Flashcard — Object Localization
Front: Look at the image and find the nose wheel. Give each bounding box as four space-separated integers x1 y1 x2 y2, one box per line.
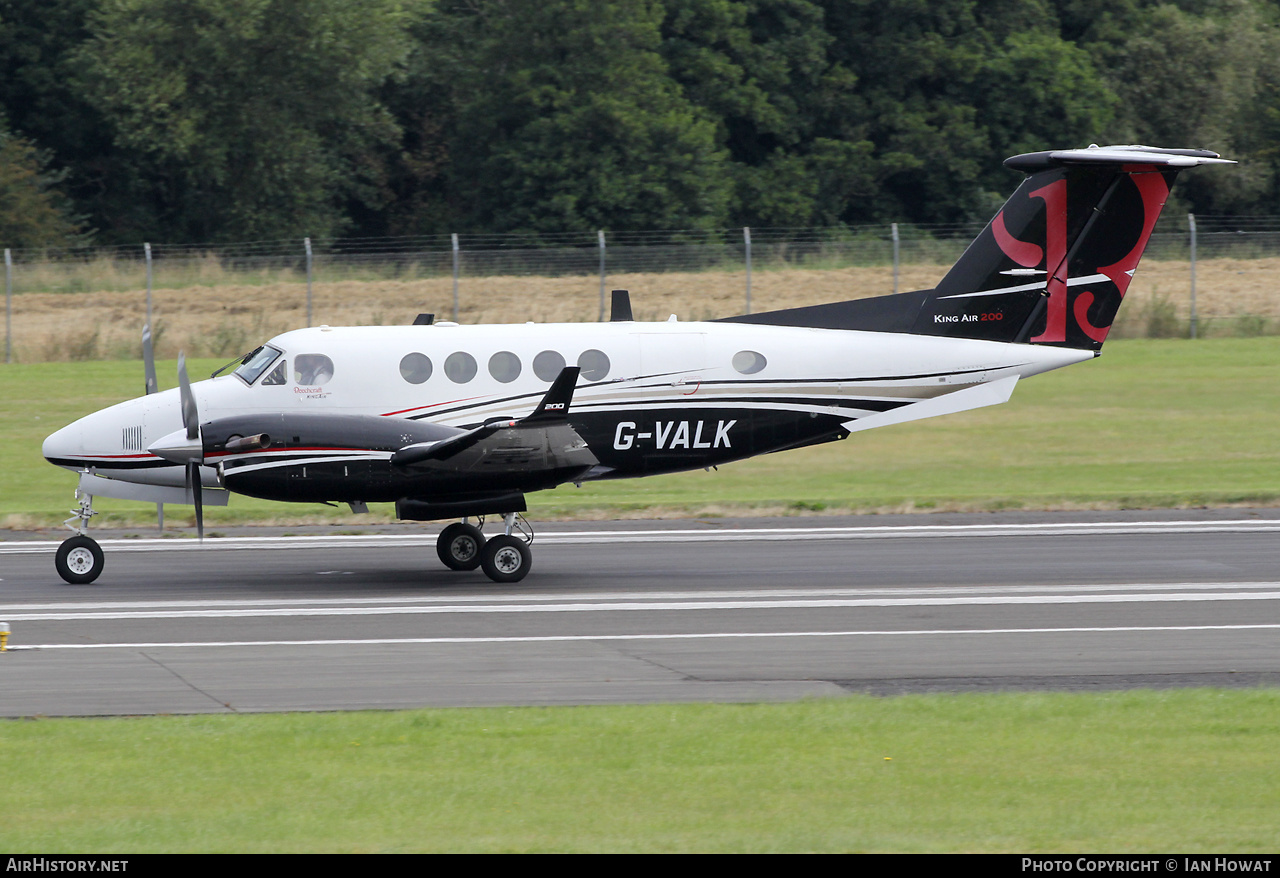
436 513 533 583
56 535 105 584
57 480 104 584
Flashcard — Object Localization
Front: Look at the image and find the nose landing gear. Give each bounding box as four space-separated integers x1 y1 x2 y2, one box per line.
56 478 104 584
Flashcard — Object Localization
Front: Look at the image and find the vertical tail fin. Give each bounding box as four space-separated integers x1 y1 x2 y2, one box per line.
722 145 1232 350
927 145 1231 349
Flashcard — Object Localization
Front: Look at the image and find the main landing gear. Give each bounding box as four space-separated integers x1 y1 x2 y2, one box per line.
435 513 533 583
56 479 105 584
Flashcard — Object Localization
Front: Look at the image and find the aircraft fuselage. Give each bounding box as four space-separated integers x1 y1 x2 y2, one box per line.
43 319 1090 503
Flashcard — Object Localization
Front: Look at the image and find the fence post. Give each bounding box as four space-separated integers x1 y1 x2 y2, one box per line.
304 237 313 328
451 233 460 323
598 230 606 322
891 223 900 295
4 248 11 364
1187 213 1197 340
144 242 152 329
743 227 752 315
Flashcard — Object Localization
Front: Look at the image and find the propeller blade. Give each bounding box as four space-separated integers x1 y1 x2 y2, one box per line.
179 353 203 541
142 324 158 395
178 352 199 441
187 461 203 542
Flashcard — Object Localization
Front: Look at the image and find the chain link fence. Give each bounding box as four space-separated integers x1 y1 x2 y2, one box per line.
6 216 1280 363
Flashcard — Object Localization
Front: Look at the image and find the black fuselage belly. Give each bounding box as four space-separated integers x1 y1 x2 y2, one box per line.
221 407 849 502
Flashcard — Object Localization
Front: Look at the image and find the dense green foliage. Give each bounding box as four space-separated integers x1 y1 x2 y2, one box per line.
0 129 85 247
0 0 1277 244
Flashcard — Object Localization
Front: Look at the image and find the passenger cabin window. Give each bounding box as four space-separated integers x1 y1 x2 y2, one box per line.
233 345 282 385
732 350 767 374
445 352 477 383
533 350 566 382
578 349 610 381
295 354 334 385
261 360 288 385
400 352 433 384
488 351 521 383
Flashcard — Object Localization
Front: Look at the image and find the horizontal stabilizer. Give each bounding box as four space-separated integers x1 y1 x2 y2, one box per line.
841 376 1019 434
1004 145 1234 172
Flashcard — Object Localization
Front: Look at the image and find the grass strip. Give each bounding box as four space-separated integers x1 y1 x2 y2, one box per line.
2 691 1278 852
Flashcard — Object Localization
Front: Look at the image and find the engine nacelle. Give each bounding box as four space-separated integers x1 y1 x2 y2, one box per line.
204 413 463 503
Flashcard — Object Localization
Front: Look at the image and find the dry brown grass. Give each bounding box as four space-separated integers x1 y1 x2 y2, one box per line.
8 258 1278 362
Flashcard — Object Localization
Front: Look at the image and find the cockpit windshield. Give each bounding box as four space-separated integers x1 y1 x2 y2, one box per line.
232 345 283 385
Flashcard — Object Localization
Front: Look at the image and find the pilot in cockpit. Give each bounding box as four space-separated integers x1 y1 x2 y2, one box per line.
295 354 334 385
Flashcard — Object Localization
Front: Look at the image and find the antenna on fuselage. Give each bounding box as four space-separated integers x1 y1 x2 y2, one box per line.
610 290 632 322
413 313 435 325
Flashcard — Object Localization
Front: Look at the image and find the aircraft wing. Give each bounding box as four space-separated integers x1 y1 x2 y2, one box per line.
390 366 598 475
390 422 507 467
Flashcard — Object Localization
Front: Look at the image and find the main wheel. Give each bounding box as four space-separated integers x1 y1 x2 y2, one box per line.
436 522 485 571
55 535 105 584
480 535 532 583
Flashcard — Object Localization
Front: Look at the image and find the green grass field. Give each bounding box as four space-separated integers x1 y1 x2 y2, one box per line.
3 692 1279 852
4 337 1278 529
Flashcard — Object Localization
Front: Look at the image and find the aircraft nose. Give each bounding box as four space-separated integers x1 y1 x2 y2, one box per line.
43 420 85 466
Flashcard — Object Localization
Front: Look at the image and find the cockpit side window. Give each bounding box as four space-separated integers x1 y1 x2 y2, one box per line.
295 354 335 385
260 359 288 386
233 345 283 385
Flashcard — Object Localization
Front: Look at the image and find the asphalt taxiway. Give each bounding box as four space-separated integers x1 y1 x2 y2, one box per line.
1 510 1278 716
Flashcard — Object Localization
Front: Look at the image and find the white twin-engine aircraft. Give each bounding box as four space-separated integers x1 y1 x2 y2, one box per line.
42 145 1231 584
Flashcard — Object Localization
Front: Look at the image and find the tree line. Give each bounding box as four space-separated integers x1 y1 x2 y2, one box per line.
0 0 1275 248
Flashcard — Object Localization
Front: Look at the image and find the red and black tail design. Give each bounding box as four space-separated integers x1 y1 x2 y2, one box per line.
723 145 1232 350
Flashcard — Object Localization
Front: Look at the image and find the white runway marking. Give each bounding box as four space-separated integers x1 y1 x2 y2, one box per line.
2 579 1274 613
3 582 1280 621
2 519 1279 554
10 623 1280 651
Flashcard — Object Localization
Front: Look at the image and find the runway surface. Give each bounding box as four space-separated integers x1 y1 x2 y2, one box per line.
2 510 1278 716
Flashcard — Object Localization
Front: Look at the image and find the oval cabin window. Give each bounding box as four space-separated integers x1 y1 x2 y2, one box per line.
399 352 433 384
732 350 767 374
577 349 610 381
444 352 478 383
533 350 566 381
488 351 521 383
